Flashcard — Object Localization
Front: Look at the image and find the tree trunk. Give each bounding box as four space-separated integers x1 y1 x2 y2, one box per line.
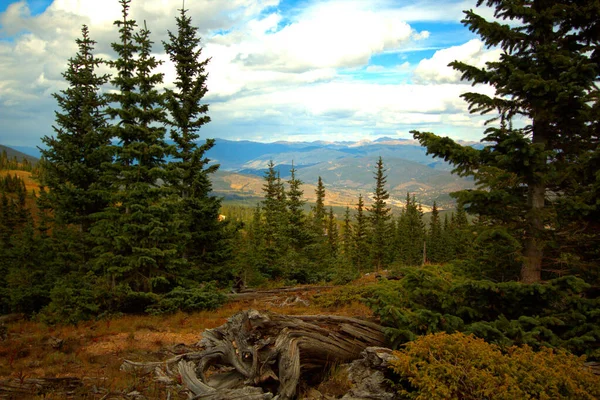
522 120 548 283
522 180 545 283
122 309 386 400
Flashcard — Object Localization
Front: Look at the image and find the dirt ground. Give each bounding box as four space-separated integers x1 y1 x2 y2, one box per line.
0 284 375 399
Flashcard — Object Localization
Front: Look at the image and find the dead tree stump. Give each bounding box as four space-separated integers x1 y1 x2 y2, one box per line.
122 309 386 399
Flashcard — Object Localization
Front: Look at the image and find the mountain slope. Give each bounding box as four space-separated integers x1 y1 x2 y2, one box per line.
0 144 39 165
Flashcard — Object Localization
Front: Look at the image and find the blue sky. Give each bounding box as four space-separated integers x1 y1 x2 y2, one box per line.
0 0 501 147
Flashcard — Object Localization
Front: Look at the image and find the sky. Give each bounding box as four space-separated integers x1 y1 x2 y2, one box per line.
0 0 503 147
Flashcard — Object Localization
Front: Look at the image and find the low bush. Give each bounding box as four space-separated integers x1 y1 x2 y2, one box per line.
311 284 376 309
389 332 600 400
368 266 600 359
37 272 111 325
146 284 226 315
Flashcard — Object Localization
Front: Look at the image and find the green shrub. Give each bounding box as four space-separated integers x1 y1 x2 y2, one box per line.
389 332 600 400
368 266 600 359
120 291 159 314
146 284 226 315
311 284 376 309
451 227 522 282
38 272 110 325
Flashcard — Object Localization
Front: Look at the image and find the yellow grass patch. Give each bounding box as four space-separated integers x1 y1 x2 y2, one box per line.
0 284 376 398
0 170 40 194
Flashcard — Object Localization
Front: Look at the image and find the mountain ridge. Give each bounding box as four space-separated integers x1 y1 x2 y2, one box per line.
3 137 474 209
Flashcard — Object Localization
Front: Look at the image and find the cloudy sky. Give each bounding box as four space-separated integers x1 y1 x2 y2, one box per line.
0 0 501 147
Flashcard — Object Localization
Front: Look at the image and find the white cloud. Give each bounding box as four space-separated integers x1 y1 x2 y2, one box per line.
0 0 497 146
413 39 502 84
232 2 426 72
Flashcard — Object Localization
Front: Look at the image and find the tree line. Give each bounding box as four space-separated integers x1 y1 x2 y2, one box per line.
0 150 36 172
230 158 473 286
0 0 598 324
0 0 234 322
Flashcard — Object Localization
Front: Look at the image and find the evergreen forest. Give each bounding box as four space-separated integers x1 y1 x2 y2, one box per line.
0 0 599 397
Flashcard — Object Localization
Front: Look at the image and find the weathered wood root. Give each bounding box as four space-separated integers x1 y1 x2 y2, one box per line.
341 347 397 400
122 309 386 399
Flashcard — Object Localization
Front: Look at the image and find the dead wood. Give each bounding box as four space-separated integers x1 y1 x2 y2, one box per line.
227 286 334 301
341 347 397 400
0 377 83 398
0 313 25 324
122 309 386 399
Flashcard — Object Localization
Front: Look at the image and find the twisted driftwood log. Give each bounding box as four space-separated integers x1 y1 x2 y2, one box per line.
122 309 386 399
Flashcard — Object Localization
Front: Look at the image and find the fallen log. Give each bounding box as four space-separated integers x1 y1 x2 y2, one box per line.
122 309 386 399
227 286 334 301
0 377 82 398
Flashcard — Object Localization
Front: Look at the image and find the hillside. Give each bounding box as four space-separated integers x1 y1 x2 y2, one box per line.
0 282 375 399
206 138 475 171
207 138 475 210
9 138 474 210
0 144 39 165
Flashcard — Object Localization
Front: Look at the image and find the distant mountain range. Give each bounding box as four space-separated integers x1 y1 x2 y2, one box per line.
4 137 477 210
204 138 475 210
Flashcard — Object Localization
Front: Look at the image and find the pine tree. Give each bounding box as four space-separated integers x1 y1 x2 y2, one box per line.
163 5 230 272
368 156 392 270
40 25 112 234
436 213 455 263
412 0 600 282
427 201 443 263
261 161 287 277
312 176 326 235
326 207 339 258
286 163 308 251
396 193 425 266
92 1 178 293
352 194 369 273
342 206 353 259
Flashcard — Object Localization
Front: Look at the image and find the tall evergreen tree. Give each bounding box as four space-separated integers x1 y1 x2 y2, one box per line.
352 194 369 273
92 1 178 293
40 25 112 234
396 193 425 266
427 201 443 263
326 207 339 258
439 213 454 262
368 157 392 270
163 5 229 271
260 161 287 276
286 163 308 250
412 0 600 282
312 176 326 235
342 206 353 259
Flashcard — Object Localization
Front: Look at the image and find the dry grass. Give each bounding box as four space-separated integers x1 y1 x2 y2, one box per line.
0 170 40 194
0 284 377 398
0 170 42 222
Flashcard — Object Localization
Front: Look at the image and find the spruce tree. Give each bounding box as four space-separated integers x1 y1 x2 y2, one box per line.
368 156 392 270
427 201 443 263
163 5 227 271
439 213 454 262
286 163 308 250
326 207 339 258
260 161 287 276
40 25 112 234
342 206 353 259
92 1 178 293
352 194 369 273
412 0 600 282
312 176 326 235
396 193 425 266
